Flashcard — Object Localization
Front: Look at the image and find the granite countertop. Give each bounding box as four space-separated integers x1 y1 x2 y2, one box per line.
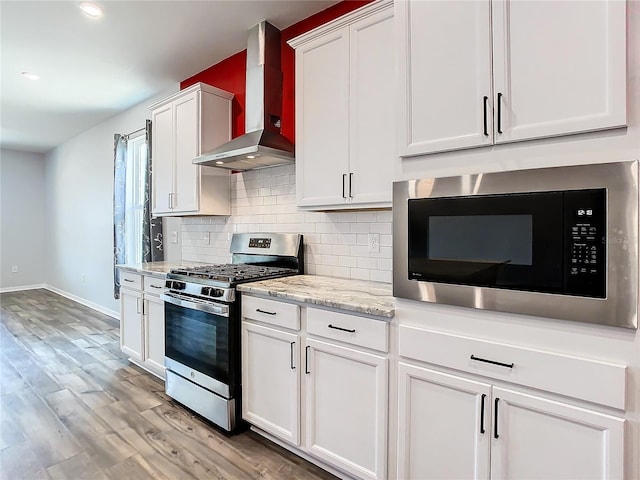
237 275 394 319
116 260 208 278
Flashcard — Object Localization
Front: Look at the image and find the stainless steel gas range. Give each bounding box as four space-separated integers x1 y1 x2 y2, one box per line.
161 233 303 432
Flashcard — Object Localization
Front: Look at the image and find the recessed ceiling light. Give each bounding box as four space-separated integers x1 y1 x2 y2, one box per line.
80 2 103 17
216 161 224 165
246 155 256 159
21 71 40 81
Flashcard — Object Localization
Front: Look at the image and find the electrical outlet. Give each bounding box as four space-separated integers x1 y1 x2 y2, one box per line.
368 233 380 253
11 265 18 273
170 231 178 244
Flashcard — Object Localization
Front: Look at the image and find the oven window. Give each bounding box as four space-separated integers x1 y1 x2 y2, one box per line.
164 302 230 385
428 214 533 266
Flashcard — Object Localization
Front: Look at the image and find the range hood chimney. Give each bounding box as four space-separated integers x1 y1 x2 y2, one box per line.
194 21 295 171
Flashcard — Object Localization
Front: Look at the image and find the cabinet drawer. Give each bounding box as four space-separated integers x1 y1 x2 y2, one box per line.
143 275 166 295
120 271 142 290
242 295 300 331
307 308 389 353
399 325 626 409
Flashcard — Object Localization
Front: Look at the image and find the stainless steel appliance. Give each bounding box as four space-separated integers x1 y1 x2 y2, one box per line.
193 21 295 170
393 161 638 329
161 233 303 431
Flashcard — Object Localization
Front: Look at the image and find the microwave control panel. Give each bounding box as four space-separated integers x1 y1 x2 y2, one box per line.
564 188 606 298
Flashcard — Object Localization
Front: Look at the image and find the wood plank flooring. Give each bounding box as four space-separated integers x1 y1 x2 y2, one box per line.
0 289 338 480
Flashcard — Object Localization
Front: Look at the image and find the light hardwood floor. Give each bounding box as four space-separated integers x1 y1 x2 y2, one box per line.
0 289 338 480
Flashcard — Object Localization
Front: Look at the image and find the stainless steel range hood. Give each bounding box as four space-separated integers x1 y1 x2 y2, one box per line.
194 21 294 171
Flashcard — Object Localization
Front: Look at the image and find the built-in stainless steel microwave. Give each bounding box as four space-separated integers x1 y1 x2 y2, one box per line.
393 161 638 329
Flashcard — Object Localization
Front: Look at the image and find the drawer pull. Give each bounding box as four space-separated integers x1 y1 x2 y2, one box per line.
305 346 310 374
480 393 486 434
256 308 277 316
150 284 163 289
124 278 135 283
470 355 514 369
328 324 356 333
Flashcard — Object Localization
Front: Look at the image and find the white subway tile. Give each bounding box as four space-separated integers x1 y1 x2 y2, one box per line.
351 223 369 234
338 256 358 267
332 266 351 279
350 268 370 281
370 270 392 283
370 223 392 235
377 210 393 222
356 212 378 223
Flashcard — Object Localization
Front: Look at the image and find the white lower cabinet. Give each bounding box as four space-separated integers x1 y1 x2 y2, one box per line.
120 287 144 362
397 362 625 480
241 295 389 480
305 338 387 480
119 271 166 379
241 322 300 445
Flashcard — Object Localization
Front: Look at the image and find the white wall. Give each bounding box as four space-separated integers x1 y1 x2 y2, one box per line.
0 149 47 290
181 164 393 283
44 87 181 315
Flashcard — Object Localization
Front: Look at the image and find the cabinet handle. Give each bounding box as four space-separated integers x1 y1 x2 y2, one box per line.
494 398 500 439
136 298 142 314
342 174 347 199
256 308 276 316
480 394 486 434
168 193 172 209
290 342 295 370
348 173 353 198
497 92 503 134
142 299 147 315
483 96 489 136
305 345 310 374
124 278 134 283
150 284 163 289
470 354 514 369
328 324 356 333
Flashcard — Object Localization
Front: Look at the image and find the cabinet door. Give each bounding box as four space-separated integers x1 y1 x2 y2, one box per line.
173 90 200 213
349 7 395 207
151 103 174 215
397 362 491 480
305 338 387 480
144 294 166 378
491 387 624 480
396 0 492 156
295 27 350 208
492 0 626 143
120 288 144 361
242 322 300 446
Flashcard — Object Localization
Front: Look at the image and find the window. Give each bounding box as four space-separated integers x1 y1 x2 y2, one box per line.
124 131 147 264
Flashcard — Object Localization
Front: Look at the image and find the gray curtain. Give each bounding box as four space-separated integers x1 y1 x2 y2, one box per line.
113 134 127 299
142 119 164 263
113 121 163 299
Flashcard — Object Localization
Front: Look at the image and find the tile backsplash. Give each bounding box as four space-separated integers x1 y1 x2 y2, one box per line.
181 165 392 283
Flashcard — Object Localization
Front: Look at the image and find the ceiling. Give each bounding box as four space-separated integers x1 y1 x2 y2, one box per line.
0 0 339 154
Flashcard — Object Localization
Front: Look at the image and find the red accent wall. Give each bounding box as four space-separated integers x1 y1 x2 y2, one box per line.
180 0 374 143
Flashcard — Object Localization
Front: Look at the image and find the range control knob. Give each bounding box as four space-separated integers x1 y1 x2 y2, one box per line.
171 281 186 290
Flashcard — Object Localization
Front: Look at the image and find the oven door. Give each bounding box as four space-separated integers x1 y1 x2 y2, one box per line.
408 191 565 294
161 293 238 398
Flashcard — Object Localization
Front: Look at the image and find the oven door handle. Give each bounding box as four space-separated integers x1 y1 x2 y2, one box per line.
160 293 229 317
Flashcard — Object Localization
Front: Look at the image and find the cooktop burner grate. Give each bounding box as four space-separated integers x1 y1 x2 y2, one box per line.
170 263 297 284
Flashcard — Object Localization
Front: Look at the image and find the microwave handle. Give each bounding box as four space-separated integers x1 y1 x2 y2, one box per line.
160 293 229 317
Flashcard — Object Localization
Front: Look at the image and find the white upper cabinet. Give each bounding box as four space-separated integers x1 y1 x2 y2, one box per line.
397 0 627 157
150 82 233 216
290 0 395 210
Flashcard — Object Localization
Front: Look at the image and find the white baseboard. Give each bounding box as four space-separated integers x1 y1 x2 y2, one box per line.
3 284 120 320
44 285 120 320
0 283 48 293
